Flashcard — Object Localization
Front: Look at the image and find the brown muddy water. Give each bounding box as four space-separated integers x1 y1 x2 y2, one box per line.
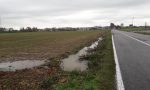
0 60 46 71
0 37 102 72
60 37 103 72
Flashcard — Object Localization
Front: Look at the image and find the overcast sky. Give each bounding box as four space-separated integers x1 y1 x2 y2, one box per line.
0 0 150 29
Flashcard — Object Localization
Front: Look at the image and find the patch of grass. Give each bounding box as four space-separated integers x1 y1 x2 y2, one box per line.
40 76 58 89
41 30 116 90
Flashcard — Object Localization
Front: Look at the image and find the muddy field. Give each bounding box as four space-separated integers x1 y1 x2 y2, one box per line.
0 31 101 62
0 31 104 89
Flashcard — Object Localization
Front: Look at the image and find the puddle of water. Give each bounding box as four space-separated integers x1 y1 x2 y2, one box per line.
60 37 102 72
0 60 46 71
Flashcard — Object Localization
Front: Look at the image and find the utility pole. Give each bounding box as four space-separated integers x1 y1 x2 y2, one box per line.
145 22 147 30
132 17 134 26
0 16 1 28
0 16 2 28
0 16 2 32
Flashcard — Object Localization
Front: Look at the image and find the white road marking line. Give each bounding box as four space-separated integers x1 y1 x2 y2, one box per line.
112 35 125 90
121 32 150 47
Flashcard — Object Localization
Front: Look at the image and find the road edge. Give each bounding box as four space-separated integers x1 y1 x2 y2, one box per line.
112 34 125 90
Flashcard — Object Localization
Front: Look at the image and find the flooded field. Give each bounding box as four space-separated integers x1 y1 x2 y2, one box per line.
0 60 46 71
0 31 101 62
61 37 102 71
0 31 103 89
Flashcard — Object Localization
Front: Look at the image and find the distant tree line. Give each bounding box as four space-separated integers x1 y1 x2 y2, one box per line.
110 23 121 29
110 23 150 30
0 26 105 33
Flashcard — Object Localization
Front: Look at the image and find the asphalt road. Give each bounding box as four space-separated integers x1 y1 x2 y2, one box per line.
112 30 150 90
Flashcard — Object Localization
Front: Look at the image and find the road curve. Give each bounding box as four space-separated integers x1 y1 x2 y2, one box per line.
112 30 150 90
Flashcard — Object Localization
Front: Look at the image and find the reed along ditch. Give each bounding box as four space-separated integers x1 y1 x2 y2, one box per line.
40 31 116 90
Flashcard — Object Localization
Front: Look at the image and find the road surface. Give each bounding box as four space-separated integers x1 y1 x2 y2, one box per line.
112 30 150 90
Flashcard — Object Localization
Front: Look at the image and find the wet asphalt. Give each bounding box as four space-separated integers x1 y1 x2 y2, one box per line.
112 30 150 90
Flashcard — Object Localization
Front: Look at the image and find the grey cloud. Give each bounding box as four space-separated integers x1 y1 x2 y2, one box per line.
0 0 150 28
